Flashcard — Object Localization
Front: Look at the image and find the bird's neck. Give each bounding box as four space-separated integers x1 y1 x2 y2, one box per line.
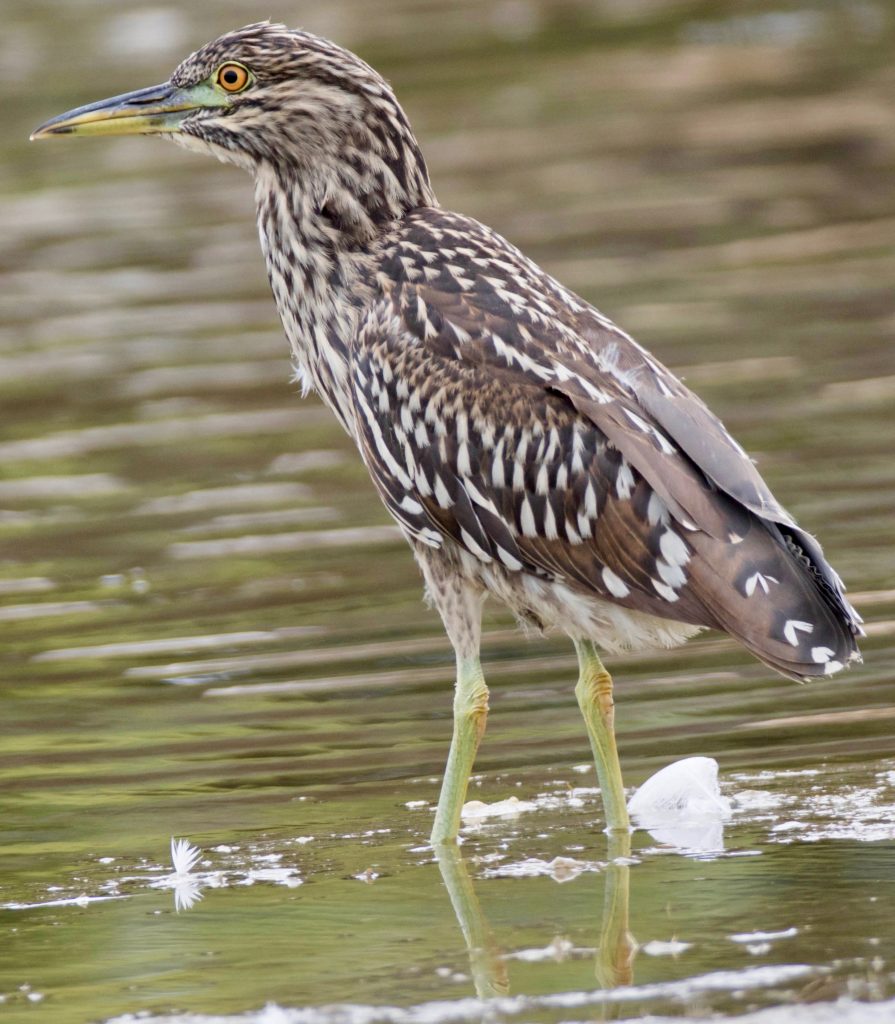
254 152 436 435
253 165 374 435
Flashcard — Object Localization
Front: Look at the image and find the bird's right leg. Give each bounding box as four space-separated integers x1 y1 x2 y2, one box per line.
574 639 631 833
421 558 488 846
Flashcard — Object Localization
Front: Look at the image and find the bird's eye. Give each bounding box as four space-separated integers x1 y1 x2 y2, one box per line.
216 62 251 93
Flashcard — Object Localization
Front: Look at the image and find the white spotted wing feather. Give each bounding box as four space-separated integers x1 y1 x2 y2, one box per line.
350 209 862 680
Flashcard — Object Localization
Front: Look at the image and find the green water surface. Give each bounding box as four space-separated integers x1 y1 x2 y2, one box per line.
1 2 894 1022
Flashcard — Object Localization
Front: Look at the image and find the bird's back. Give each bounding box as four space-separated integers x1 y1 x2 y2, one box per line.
349 207 863 680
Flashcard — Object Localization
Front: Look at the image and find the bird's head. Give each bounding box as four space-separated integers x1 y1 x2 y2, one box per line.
32 22 434 230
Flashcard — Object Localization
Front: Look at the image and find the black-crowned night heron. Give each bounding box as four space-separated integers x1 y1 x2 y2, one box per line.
32 22 863 845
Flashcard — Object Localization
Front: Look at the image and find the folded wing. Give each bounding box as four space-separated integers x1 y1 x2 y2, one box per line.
349 208 862 679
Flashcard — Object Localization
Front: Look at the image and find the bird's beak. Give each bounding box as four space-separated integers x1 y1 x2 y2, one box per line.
30 81 225 140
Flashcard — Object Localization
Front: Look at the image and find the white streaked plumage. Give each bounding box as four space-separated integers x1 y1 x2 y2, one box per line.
34 20 864 849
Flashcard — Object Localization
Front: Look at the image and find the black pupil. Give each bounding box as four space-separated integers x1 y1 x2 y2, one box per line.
223 69 239 85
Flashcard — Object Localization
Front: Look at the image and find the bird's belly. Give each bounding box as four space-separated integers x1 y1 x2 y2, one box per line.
422 539 703 654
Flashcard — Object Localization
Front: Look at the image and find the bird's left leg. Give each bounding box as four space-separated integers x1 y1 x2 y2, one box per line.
574 639 631 833
420 557 488 846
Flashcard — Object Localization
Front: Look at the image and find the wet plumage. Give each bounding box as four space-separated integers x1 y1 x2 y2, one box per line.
32 22 863 843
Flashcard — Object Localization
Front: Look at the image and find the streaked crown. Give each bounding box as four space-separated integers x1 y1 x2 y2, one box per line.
171 22 435 225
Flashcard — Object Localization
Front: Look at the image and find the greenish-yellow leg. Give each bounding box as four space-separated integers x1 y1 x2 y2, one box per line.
574 639 631 833
431 654 489 845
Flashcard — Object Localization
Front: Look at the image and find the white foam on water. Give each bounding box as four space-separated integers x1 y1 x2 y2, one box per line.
627 999 895 1024
102 964 842 1024
730 927 798 943
503 937 590 962
460 795 537 820
7 842 307 917
481 855 603 882
730 760 895 843
627 759 895 849
242 868 303 888
531 785 598 811
3 894 128 911
641 938 693 956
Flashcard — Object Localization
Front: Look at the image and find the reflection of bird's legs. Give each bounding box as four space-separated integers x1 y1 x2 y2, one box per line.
574 640 631 833
434 843 509 998
595 830 637 992
423 557 489 846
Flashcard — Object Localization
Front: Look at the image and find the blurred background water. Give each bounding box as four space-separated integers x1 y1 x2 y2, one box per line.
1 1 894 1022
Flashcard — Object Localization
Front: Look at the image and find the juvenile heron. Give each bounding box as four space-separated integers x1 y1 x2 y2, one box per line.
32 23 863 845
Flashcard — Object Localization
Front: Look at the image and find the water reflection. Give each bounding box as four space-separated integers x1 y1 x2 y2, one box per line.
435 831 635 1002
168 838 205 913
435 843 509 998
2 0 894 1018
595 834 636 993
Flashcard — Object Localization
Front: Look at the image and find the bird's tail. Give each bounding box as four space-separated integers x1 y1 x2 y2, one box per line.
686 514 863 682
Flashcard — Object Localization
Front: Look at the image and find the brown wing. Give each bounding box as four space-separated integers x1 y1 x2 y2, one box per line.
350 208 862 679
352 312 708 623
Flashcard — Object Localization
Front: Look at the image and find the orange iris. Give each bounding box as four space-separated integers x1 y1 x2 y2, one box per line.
216 63 250 93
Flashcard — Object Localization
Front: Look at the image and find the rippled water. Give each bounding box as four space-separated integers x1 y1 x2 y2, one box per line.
2 2 894 1022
